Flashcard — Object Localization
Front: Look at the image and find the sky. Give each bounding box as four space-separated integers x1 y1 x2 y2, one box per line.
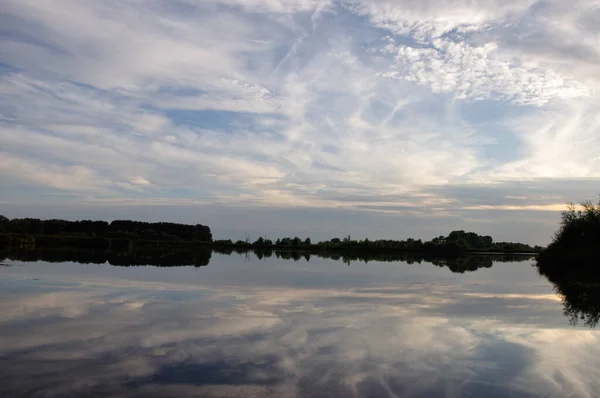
1 0 599 245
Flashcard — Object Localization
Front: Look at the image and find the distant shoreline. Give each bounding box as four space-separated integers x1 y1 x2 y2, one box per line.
0 216 543 256
0 233 540 256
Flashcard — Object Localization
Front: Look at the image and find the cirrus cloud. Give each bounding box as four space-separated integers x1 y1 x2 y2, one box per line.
0 0 599 244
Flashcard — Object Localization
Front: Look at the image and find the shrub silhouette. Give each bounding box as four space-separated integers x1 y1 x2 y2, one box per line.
536 197 600 328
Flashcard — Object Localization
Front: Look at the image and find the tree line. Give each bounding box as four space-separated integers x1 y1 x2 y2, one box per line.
215 230 542 254
1 215 541 255
0 216 212 243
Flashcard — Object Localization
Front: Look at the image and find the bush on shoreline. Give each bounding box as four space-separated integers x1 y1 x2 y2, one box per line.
536 198 600 275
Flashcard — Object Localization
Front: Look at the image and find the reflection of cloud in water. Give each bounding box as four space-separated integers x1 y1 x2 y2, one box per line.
0 280 599 398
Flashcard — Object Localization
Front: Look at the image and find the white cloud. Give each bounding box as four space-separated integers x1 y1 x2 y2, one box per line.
485 99 600 179
349 0 537 41
0 151 111 193
1 0 600 242
381 39 591 105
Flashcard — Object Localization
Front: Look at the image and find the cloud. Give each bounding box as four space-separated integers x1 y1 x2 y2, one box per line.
1 0 600 244
350 0 537 41
486 99 600 179
380 39 591 105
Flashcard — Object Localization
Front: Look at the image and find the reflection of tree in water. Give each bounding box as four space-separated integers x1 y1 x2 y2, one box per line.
535 260 600 328
310 251 528 273
1 248 211 268
2 247 531 275
558 282 600 328
429 256 493 273
228 249 531 273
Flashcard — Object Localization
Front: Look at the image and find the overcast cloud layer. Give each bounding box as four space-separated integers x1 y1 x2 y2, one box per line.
1 0 600 244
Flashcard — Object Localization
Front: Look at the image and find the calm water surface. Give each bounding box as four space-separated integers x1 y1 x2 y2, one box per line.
0 253 598 397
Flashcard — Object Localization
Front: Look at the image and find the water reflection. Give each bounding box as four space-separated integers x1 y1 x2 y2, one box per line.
1 253 600 397
2 247 533 273
535 254 600 328
216 247 535 269
4 249 600 330
1 248 212 267
0 269 598 397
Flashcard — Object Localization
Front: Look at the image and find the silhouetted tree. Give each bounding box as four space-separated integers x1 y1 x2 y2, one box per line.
253 237 265 247
535 197 600 327
0 216 212 243
0 215 9 233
